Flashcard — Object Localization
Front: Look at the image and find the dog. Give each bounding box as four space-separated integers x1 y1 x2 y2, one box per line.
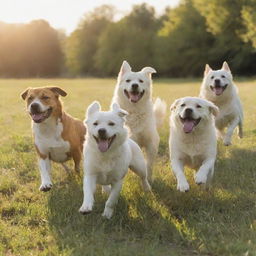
79 101 151 219
21 86 86 192
169 97 219 192
200 61 243 146
112 60 166 181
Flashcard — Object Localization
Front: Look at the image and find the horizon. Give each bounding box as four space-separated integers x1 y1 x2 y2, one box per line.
0 0 179 34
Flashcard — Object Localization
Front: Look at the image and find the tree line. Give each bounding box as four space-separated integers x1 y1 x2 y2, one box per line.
0 0 256 78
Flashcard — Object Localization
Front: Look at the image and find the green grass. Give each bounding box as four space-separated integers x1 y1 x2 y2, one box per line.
0 78 256 256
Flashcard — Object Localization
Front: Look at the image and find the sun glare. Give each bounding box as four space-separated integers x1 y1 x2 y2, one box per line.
0 0 179 34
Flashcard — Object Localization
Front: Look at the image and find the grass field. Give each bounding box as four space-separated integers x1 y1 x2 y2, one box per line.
0 78 256 256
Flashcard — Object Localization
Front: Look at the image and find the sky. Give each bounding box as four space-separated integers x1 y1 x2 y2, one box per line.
0 0 179 34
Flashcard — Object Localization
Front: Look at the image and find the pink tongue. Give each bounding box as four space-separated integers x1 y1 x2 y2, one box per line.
214 87 223 96
32 113 44 122
129 93 139 102
98 140 109 152
183 120 195 133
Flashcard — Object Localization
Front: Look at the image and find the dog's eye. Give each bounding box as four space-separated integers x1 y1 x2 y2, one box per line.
221 75 225 78
181 103 186 107
139 79 144 83
211 76 214 79
196 104 202 108
126 79 131 83
108 122 115 126
28 96 33 101
42 95 50 100
93 122 98 126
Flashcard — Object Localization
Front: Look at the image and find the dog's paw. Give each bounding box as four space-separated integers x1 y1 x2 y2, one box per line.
223 140 232 146
39 183 52 192
223 137 232 146
79 204 93 215
195 172 207 185
102 207 114 219
177 180 190 192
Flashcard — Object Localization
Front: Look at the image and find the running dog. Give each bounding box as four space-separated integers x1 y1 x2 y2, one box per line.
79 101 151 219
112 61 166 180
169 97 219 192
200 61 243 146
21 86 86 191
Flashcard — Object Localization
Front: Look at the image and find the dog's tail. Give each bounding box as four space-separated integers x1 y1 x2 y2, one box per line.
153 97 167 129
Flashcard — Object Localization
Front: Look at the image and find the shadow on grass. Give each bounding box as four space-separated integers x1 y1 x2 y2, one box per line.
46 174 192 256
152 146 256 255
46 145 256 255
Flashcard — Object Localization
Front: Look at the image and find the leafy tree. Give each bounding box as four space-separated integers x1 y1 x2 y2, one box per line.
95 4 158 75
155 0 215 76
65 5 114 76
193 0 256 74
240 1 256 48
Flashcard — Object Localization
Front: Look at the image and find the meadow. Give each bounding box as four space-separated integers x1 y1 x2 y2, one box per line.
0 78 255 256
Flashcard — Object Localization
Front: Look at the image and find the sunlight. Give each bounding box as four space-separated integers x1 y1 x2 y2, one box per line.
0 0 179 34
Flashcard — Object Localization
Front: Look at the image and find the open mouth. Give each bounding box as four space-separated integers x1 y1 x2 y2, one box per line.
30 107 52 123
179 116 201 133
210 84 228 96
124 89 145 103
93 134 116 153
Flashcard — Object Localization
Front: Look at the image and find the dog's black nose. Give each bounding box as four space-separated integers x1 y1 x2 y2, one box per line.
131 83 139 90
30 103 41 113
185 108 193 115
215 79 221 86
98 128 107 137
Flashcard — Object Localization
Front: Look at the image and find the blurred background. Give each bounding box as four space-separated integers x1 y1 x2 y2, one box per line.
0 0 256 78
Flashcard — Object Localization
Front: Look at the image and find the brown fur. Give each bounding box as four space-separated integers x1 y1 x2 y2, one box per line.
61 112 86 172
21 86 86 172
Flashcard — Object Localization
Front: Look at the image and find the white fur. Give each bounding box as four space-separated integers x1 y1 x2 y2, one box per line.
33 117 70 191
29 97 48 113
79 101 151 219
112 60 166 180
169 97 218 192
200 61 243 146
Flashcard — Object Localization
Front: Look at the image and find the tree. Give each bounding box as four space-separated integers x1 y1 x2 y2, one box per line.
155 0 215 76
95 3 158 75
65 5 114 76
0 20 63 77
193 0 256 75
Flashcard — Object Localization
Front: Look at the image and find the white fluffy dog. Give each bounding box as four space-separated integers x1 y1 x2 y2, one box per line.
79 101 151 219
169 97 219 192
112 61 166 180
200 61 243 146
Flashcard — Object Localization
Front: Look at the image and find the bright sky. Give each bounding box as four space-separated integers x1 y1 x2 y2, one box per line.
0 0 179 34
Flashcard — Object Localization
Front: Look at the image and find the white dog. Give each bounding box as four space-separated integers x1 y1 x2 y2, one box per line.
112 61 166 180
79 101 151 219
200 61 243 146
169 97 219 192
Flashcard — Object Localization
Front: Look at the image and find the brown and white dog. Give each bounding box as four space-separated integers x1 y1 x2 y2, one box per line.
21 86 86 192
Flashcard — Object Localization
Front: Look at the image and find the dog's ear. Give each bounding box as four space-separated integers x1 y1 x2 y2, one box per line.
170 99 180 111
21 88 31 100
86 101 101 119
49 87 67 97
221 61 231 72
141 67 157 77
118 60 131 80
204 64 212 76
111 102 128 118
208 101 219 117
